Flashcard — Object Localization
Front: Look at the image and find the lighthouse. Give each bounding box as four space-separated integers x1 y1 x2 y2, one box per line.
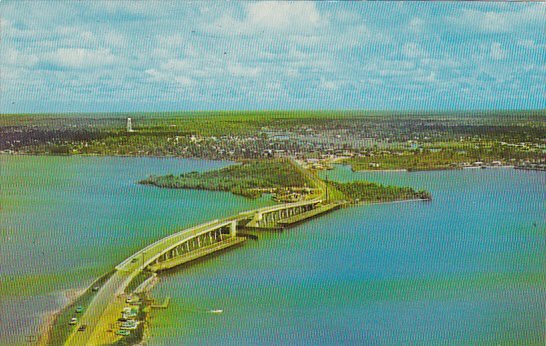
126 117 134 132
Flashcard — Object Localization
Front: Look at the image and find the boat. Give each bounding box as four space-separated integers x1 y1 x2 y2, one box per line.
209 309 223 314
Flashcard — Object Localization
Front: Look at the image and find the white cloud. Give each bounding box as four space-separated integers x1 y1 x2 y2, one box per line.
162 59 191 71
517 39 545 50
173 76 195 87
448 3 545 33
158 34 186 48
228 63 261 78
246 2 321 32
319 78 340 91
335 10 360 24
408 17 425 33
490 42 506 60
206 2 324 36
145 68 195 88
402 42 426 59
1 47 39 67
43 48 117 69
285 67 299 78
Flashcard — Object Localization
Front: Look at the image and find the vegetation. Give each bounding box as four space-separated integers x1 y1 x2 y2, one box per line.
330 181 432 203
345 144 543 171
140 159 312 199
140 156 432 203
2 111 544 169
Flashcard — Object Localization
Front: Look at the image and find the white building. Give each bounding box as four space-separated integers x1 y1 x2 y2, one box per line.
127 117 134 132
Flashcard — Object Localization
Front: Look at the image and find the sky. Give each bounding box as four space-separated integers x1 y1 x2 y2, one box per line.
1 1 545 113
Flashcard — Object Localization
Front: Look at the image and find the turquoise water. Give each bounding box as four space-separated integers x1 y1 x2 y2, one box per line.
1 157 544 345
149 166 545 345
0 155 273 345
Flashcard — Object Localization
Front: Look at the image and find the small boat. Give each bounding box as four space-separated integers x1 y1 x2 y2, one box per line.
209 309 223 314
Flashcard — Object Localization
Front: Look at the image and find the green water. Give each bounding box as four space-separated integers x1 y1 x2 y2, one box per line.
0 157 544 345
0 155 273 345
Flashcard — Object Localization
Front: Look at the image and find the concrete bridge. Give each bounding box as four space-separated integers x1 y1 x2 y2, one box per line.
146 220 243 272
65 198 334 345
242 199 323 228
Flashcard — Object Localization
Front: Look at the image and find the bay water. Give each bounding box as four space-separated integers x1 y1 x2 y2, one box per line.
1 157 544 345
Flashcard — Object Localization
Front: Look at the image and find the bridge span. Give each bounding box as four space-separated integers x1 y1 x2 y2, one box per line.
64 198 336 345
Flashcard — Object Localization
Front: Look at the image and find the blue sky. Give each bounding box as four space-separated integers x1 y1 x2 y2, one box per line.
1 1 544 113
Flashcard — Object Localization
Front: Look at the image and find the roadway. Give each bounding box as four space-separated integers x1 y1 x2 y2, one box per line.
64 220 223 345
64 270 129 345
64 160 328 345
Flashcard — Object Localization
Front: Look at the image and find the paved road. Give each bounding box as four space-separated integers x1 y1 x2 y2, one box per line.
63 220 228 345
64 271 129 346
63 165 326 345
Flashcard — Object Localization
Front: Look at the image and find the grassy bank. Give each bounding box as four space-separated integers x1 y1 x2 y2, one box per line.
140 159 312 199
330 181 432 203
140 158 432 204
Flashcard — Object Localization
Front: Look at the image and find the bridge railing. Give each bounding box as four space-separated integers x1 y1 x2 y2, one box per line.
115 219 220 270
238 199 322 216
150 220 236 262
116 199 323 271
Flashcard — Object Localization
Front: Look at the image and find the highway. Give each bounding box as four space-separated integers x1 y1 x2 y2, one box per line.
64 271 129 345
64 220 224 345
63 161 328 345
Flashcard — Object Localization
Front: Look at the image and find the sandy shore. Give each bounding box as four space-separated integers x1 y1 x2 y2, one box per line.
36 288 85 346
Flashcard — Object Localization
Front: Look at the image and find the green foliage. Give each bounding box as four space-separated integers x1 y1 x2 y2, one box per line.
47 144 70 155
346 145 543 172
330 181 432 203
140 159 310 198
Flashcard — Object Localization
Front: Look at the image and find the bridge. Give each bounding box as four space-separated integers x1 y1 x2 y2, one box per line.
64 198 337 345
243 199 323 228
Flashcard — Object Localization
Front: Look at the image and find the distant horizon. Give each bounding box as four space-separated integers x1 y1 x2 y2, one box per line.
2 108 545 117
2 2 545 113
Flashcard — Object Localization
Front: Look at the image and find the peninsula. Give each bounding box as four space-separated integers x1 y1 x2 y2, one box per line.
45 156 430 346
139 158 432 203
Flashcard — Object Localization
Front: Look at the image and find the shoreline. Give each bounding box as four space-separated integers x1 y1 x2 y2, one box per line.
353 197 431 207
37 288 86 346
3 153 540 173
13 155 533 345
350 164 517 173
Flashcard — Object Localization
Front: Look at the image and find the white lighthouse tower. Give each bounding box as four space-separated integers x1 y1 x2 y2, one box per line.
126 117 134 132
